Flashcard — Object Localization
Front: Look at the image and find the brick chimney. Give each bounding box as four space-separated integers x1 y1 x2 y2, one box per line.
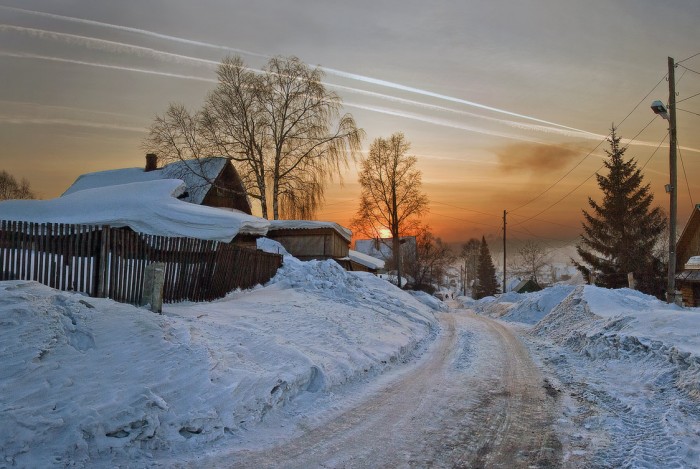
145 153 158 172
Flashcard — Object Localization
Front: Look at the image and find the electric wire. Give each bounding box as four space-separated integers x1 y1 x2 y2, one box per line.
640 133 668 170
677 140 694 207
510 115 660 227
678 64 700 76
676 90 700 104
678 108 700 118
678 52 700 64
508 73 668 214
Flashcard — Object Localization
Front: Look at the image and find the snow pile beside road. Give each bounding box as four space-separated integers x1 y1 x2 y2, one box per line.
407 290 449 311
532 286 700 398
0 259 436 467
529 286 700 467
461 286 575 324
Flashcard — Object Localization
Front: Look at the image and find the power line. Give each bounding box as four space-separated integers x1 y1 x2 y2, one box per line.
640 133 668 170
511 115 661 228
677 138 694 207
676 90 700 104
678 64 700 76
509 73 668 214
678 51 700 64
507 212 580 230
430 200 501 219
677 108 700 118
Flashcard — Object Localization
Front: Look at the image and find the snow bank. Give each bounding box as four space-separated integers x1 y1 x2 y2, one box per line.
0 258 436 467
470 285 576 324
532 286 700 398
0 179 269 241
407 290 448 311
526 286 700 467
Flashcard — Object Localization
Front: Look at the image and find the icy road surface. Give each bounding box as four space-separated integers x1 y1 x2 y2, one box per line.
198 311 562 468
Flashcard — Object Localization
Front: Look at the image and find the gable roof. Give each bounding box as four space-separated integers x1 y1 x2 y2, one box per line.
63 157 229 205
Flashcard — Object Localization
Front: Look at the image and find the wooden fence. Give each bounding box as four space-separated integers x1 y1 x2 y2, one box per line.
0 220 282 304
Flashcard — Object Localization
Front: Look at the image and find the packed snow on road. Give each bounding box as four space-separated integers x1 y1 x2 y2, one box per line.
1 246 699 467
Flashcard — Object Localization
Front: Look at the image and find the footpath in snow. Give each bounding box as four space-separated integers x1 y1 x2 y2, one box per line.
464 285 700 468
0 250 437 468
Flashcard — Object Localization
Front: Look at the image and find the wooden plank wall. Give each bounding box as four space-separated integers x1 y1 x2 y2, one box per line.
0 220 282 305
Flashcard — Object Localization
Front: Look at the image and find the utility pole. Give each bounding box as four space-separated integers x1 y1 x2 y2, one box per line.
667 56 678 304
503 210 507 293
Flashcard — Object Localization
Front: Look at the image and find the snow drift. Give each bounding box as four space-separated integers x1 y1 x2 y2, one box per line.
0 258 436 467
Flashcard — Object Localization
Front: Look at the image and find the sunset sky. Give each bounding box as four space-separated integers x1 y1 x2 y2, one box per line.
1 0 700 250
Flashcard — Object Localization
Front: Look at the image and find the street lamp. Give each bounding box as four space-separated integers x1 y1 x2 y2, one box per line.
651 56 679 304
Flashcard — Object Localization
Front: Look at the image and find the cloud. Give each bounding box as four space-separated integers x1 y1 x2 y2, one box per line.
496 142 584 174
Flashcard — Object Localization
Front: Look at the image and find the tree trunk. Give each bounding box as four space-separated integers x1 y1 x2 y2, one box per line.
393 234 402 289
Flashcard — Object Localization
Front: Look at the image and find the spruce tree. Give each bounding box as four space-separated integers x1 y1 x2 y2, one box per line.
474 236 500 299
574 127 666 297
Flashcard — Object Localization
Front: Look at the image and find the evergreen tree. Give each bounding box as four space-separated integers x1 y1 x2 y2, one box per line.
474 236 500 299
574 127 666 297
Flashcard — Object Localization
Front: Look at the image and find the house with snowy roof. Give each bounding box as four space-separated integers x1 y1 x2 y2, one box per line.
675 204 700 306
64 154 252 214
54 154 266 247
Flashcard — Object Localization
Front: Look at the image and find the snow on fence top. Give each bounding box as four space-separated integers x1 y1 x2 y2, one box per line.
0 179 269 241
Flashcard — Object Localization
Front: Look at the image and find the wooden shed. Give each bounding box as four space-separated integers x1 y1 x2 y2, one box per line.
266 221 351 261
676 205 700 306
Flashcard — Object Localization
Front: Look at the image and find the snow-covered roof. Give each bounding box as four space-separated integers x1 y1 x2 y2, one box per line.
354 236 416 260
267 220 352 242
63 157 229 205
685 256 700 270
347 249 385 270
0 179 269 241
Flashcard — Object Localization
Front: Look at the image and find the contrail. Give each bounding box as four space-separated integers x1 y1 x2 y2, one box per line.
0 5 268 59
0 115 146 133
343 101 545 144
0 50 217 83
8 49 700 155
0 5 598 135
0 24 219 68
0 24 601 141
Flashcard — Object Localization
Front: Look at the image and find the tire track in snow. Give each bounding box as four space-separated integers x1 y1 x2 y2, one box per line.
201 311 561 468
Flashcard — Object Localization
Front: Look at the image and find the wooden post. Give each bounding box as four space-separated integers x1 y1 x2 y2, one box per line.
142 262 165 313
627 272 636 290
667 56 678 304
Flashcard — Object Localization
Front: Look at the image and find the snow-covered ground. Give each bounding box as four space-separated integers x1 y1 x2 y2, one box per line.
465 285 700 468
4 243 700 468
0 254 437 468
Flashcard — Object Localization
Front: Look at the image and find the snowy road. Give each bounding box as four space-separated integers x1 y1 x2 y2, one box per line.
204 311 562 468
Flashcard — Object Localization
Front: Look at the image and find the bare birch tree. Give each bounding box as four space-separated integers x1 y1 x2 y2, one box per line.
144 55 363 220
352 133 428 288
0 170 35 200
514 240 550 284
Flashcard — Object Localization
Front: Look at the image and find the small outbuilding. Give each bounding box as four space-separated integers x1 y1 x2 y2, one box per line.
265 220 352 261
512 278 542 294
